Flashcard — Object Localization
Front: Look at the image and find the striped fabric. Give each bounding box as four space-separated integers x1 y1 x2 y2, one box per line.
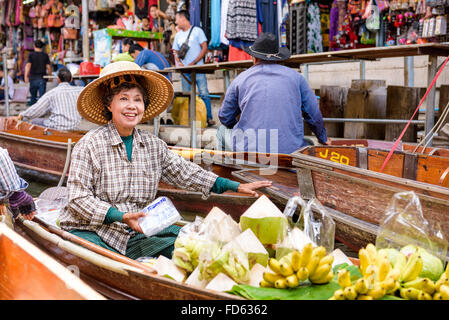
0 147 28 201
226 0 258 42
20 82 83 131
59 121 218 255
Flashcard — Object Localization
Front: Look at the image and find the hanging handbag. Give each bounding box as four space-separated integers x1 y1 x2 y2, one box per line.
177 26 194 60
62 27 78 39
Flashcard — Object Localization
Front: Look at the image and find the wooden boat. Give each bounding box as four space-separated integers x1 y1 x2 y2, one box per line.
0 210 104 300
9 212 242 300
287 145 449 256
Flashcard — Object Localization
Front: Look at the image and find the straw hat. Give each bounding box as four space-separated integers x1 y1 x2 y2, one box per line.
77 61 174 125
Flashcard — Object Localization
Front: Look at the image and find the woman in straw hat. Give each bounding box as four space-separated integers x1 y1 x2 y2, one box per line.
58 61 271 259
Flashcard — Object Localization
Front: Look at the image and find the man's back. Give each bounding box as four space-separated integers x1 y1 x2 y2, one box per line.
219 63 323 154
20 82 83 131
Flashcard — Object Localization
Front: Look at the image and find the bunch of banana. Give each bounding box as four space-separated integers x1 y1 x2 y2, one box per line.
330 243 401 300
402 263 449 300
260 243 335 289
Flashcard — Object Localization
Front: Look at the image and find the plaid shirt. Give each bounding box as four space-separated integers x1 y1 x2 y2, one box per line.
0 147 28 201
20 82 83 131
59 121 218 254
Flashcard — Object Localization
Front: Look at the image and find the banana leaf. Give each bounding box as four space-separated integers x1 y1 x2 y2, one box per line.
227 264 402 300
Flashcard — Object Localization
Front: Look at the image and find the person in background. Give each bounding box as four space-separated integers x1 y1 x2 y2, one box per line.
18 68 83 131
59 61 271 259
217 33 329 154
113 38 135 62
113 4 130 30
141 17 151 32
0 69 14 101
150 4 164 32
128 43 172 82
0 147 36 221
24 40 52 106
172 10 215 127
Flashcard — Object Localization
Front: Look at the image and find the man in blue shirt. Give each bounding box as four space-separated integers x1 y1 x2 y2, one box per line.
172 10 215 127
217 33 329 154
129 44 172 82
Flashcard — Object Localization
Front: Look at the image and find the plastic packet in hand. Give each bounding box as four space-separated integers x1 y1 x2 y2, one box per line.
376 191 448 264
138 197 182 237
303 197 335 254
35 198 67 228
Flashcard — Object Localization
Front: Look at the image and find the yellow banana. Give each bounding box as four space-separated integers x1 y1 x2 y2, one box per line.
259 280 272 288
263 272 284 284
296 267 309 281
445 262 449 278
318 255 334 268
393 252 407 271
354 278 369 294
332 289 346 300
312 246 327 260
378 257 391 282
356 295 374 300
299 243 313 268
337 269 352 289
440 284 449 300
435 275 449 292
386 268 401 281
366 283 386 300
306 256 321 276
359 249 370 275
400 252 423 282
268 258 282 274
290 250 301 272
403 277 427 290
433 292 443 300
279 262 294 277
399 288 409 299
403 287 421 300
366 243 378 264
310 263 332 282
343 286 357 300
311 271 334 284
380 277 396 293
286 274 299 288
418 291 432 300
274 278 288 289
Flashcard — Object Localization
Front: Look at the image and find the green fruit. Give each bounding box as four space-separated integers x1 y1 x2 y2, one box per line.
400 245 444 281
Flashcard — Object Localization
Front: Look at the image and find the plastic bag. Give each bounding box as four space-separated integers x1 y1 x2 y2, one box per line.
138 197 182 237
303 197 335 254
34 198 67 228
376 191 448 262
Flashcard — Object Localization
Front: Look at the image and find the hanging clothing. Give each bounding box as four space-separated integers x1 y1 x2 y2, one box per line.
307 2 323 53
200 0 211 42
259 0 278 38
134 0 148 20
209 0 221 48
226 0 258 42
220 0 230 45
228 44 252 61
189 0 201 27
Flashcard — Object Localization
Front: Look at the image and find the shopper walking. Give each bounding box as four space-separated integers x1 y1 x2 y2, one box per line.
172 10 215 127
24 40 52 106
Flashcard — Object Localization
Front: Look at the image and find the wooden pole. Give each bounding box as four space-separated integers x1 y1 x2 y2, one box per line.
425 55 438 147
189 72 197 148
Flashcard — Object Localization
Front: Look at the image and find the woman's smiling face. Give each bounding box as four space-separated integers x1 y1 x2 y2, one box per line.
108 87 145 136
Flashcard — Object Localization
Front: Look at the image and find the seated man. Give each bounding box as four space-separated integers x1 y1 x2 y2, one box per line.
0 147 35 220
128 43 172 82
18 68 83 131
0 69 14 101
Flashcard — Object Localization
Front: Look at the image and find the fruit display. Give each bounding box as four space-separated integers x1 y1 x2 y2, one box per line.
330 243 449 300
260 243 335 289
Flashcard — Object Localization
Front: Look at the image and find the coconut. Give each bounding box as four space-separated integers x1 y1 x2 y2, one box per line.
205 273 237 292
185 266 209 289
223 228 269 268
153 255 186 282
330 248 353 268
239 195 288 245
204 207 241 243
248 263 268 287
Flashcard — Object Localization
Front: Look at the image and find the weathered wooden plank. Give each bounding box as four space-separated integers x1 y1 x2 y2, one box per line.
319 86 348 138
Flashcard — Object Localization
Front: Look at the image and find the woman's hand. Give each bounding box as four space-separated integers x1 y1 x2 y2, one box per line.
123 212 146 234
237 180 272 197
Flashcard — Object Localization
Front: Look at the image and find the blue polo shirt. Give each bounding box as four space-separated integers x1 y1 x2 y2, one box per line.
218 62 327 154
134 49 172 82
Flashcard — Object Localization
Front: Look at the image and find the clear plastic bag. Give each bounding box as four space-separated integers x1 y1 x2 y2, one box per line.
34 198 67 228
138 197 182 237
376 191 448 262
303 197 336 254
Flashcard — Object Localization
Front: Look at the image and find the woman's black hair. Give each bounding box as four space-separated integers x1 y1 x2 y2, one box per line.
101 79 150 121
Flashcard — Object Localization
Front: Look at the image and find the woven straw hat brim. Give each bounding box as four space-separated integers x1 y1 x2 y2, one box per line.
77 69 174 125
